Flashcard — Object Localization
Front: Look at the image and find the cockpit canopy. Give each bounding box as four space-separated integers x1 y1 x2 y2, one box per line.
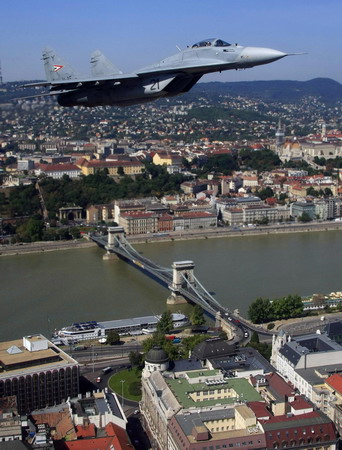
192 38 231 48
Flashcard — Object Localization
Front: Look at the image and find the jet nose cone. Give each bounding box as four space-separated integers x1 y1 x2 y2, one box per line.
241 47 287 66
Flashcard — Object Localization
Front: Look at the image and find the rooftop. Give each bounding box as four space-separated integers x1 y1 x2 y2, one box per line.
166 374 261 409
325 373 342 395
0 335 77 376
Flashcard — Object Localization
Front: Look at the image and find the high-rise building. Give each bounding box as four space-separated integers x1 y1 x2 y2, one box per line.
0 335 79 414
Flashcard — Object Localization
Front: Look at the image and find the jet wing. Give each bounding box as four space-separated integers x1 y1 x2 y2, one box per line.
22 73 139 91
137 59 237 77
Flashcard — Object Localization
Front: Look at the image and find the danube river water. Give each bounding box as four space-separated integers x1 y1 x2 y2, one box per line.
1 230 341 341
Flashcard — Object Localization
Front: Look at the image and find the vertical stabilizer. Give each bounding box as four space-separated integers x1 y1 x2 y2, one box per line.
90 50 123 77
42 47 80 82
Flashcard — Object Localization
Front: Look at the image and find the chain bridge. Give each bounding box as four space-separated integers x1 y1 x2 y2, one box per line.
90 227 272 337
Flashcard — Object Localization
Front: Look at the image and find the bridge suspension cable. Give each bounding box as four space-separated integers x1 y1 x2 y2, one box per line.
113 235 172 274
179 273 222 314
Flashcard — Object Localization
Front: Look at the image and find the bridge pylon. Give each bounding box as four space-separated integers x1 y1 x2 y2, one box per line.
103 226 125 260
167 261 195 305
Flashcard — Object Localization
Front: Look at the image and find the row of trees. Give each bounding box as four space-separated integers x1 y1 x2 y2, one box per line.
40 164 188 219
0 163 189 221
248 294 304 324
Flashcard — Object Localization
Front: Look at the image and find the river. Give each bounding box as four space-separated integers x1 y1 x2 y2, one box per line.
1 230 341 341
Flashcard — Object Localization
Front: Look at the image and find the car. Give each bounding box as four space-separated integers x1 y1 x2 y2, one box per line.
96 376 102 383
244 332 249 338
134 409 140 414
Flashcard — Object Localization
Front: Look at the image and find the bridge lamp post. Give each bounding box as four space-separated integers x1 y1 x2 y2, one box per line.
120 379 125 408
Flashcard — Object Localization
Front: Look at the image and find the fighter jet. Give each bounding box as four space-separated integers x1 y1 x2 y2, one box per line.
24 38 293 107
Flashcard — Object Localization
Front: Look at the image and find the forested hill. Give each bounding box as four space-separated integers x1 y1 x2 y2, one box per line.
192 78 342 103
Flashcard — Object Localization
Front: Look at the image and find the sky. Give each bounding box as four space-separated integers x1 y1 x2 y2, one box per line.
1 0 342 83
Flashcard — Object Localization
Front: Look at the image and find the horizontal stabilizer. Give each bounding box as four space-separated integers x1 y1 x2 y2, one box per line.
91 50 123 77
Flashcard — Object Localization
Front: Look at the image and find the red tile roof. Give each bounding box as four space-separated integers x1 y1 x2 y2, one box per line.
56 422 132 450
76 423 96 438
265 372 295 397
288 396 313 411
40 163 80 172
248 401 272 419
326 373 342 395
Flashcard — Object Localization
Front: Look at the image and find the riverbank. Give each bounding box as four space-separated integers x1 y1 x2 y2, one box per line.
1 220 341 255
128 220 342 244
0 239 95 256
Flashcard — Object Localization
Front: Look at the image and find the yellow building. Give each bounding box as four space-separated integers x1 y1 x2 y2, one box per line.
76 159 144 176
153 152 183 166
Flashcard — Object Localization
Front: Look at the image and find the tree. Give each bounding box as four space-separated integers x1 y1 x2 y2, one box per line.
117 166 125 176
218 331 228 340
250 331 260 344
16 218 44 242
298 212 312 223
248 298 273 324
129 351 144 368
157 311 173 334
258 187 274 200
106 331 121 345
70 227 81 239
142 332 166 353
190 305 206 326
179 335 209 358
306 187 319 197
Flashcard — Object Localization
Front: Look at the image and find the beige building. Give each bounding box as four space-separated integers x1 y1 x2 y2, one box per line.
223 205 290 225
173 211 217 230
152 152 183 167
119 211 158 235
77 159 144 176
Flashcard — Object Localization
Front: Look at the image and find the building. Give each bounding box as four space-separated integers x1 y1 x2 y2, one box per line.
118 211 158 235
290 201 316 220
17 159 34 172
59 206 83 222
271 332 342 403
216 196 264 213
86 204 113 224
172 211 217 231
0 396 22 443
168 407 266 450
324 373 342 435
141 356 338 450
315 198 335 220
70 391 127 431
223 205 290 226
325 321 342 344
0 335 79 414
77 159 144 176
38 163 81 179
114 199 146 223
153 151 183 167
180 181 208 196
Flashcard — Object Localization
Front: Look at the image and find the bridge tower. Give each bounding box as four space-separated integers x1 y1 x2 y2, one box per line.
167 260 195 305
103 226 125 260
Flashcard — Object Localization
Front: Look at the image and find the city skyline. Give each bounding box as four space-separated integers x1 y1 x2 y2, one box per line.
1 0 342 83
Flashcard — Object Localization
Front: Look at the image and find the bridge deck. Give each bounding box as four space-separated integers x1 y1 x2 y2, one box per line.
90 234 273 336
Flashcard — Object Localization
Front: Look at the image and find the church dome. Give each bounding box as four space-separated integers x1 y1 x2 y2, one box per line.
145 346 169 364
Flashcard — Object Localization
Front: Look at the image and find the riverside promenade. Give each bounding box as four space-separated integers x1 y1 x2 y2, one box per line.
1 220 341 256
